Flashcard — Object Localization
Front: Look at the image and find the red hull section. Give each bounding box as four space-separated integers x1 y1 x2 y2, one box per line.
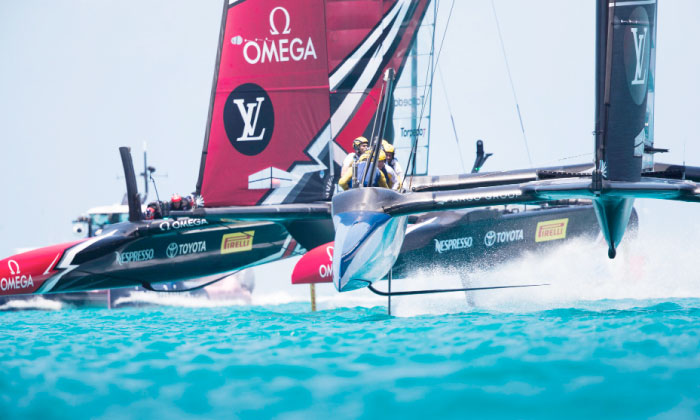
291 242 334 285
0 240 85 296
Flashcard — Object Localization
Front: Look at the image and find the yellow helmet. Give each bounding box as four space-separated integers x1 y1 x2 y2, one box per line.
353 136 369 148
382 140 394 154
359 150 386 162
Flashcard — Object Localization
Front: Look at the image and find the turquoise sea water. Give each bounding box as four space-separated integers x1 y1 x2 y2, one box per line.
2 299 700 420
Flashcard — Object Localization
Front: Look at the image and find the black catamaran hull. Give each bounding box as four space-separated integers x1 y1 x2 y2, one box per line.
392 204 636 280
293 202 635 289
0 218 302 298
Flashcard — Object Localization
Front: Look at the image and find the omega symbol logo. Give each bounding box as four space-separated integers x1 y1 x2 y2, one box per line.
233 5 317 65
269 7 291 35
223 83 275 156
8 260 20 275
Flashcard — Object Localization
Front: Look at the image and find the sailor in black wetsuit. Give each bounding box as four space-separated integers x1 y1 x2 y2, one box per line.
146 194 194 219
145 202 163 219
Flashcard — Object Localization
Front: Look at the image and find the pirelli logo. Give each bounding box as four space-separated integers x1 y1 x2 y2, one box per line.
535 218 569 242
221 231 255 254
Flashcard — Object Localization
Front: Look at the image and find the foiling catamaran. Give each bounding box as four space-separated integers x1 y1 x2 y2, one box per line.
328 0 700 296
0 0 697 304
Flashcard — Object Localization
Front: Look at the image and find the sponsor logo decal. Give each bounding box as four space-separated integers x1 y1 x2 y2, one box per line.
484 229 524 247
0 260 34 292
630 27 648 85
166 243 178 259
166 241 207 259
319 245 333 279
400 127 426 139
484 231 496 247
434 237 473 254
462 191 520 203
221 231 255 254
232 6 318 65
536 218 569 243
8 260 19 275
394 95 426 108
224 83 274 156
599 160 608 179
159 218 208 232
623 6 651 105
116 249 155 265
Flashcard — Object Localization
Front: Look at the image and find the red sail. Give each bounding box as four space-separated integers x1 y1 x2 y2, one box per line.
326 0 431 163
196 0 431 207
197 0 332 207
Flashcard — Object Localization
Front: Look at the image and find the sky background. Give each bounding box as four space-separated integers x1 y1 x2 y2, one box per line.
1 0 699 261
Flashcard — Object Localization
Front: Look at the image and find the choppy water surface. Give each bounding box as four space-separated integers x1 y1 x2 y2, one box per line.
2 299 700 420
4 230 700 419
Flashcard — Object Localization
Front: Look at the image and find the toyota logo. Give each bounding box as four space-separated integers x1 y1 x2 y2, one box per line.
484 231 496 247
166 243 179 259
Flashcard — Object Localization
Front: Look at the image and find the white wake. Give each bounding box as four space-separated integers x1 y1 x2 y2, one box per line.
390 209 700 316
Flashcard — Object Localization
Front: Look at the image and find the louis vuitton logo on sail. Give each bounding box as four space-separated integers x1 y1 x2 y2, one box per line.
621 5 653 106
234 97 266 142
630 27 648 85
224 83 275 156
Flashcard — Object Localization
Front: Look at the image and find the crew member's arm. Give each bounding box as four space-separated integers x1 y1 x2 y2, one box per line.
377 171 389 189
385 165 399 189
340 153 355 178
339 170 353 190
392 161 404 184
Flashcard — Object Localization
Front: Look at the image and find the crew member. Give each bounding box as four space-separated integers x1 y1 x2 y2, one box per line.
341 136 369 178
378 151 399 190
339 150 389 190
145 202 163 219
171 194 184 211
169 194 194 211
382 140 404 186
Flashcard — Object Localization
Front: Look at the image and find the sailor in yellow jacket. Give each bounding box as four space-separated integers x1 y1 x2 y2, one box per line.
339 150 389 190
